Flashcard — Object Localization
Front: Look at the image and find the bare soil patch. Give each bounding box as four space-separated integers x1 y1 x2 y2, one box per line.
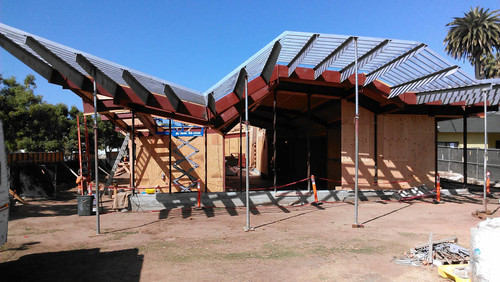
1 190 497 281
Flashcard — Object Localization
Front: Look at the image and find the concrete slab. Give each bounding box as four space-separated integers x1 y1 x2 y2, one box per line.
129 189 468 211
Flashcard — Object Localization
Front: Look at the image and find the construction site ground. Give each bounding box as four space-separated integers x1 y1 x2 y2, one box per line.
0 189 498 281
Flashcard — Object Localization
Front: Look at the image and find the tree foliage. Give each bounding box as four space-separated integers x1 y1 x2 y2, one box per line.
480 52 500 78
0 74 123 153
443 7 500 79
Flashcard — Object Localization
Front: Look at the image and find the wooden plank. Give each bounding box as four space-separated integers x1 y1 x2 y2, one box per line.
341 100 375 190
134 131 224 192
340 100 435 190
376 114 434 189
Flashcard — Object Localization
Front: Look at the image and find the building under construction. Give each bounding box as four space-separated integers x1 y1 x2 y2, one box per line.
1 23 499 194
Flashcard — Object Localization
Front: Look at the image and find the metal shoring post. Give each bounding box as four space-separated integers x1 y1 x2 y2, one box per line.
307 93 311 193
353 37 362 228
273 90 277 195
131 111 135 195
93 78 100 235
240 114 243 191
169 118 172 194
463 114 468 189
205 126 208 194
244 74 253 231
483 90 488 211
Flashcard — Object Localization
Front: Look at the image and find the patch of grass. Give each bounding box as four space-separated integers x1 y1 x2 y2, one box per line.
10 227 62 236
109 231 139 241
139 241 304 263
70 243 89 251
398 232 419 238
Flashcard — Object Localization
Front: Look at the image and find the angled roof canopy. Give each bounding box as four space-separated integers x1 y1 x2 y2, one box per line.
1 23 498 135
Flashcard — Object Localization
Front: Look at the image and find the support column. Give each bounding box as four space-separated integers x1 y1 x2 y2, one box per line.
205 126 208 193
273 90 277 194
131 111 135 194
463 115 468 189
93 79 100 234
169 118 172 194
244 74 253 231
307 93 311 192
435 118 438 188
239 114 243 191
374 113 378 185
222 134 226 192
483 91 488 211
353 37 361 228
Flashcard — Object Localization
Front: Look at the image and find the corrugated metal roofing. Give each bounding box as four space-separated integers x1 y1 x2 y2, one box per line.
0 23 205 106
1 23 499 109
205 31 498 105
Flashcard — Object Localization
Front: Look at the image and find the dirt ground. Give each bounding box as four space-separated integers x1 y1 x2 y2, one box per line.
0 189 498 282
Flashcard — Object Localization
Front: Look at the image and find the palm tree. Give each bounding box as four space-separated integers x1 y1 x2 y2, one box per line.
481 52 500 78
444 7 500 79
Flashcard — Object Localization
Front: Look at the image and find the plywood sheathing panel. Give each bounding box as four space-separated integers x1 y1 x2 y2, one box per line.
340 100 435 190
341 100 376 189
377 114 435 189
206 133 224 191
134 132 224 192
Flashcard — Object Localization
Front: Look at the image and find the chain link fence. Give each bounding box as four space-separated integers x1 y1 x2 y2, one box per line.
437 146 500 182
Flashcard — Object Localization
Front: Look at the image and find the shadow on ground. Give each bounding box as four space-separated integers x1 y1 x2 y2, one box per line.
0 248 143 282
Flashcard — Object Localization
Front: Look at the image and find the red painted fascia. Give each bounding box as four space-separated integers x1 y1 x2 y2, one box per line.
319 70 341 84
216 92 240 114
290 67 315 80
425 101 442 105
346 73 366 86
398 93 417 105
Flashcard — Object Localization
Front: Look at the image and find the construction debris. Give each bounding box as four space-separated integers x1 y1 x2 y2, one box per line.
394 236 469 267
9 189 28 205
392 184 435 201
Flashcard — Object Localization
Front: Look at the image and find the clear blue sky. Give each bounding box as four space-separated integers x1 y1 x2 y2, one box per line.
0 0 498 110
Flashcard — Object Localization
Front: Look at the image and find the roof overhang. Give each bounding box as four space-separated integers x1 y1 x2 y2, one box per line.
1 24 498 136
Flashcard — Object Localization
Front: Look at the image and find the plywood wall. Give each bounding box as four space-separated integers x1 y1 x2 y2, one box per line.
341 100 376 189
341 100 435 190
377 114 435 189
134 131 224 192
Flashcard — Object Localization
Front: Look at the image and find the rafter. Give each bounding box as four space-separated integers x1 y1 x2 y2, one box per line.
261 41 282 84
389 66 459 98
76 53 127 101
0 34 57 83
287 34 319 76
416 83 492 105
233 68 248 100
340 39 390 82
122 70 160 107
314 37 355 79
365 43 426 86
26 36 92 90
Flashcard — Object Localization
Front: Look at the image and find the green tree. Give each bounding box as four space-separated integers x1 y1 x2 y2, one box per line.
481 52 500 78
1 74 124 153
444 7 500 79
67 110 124 154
